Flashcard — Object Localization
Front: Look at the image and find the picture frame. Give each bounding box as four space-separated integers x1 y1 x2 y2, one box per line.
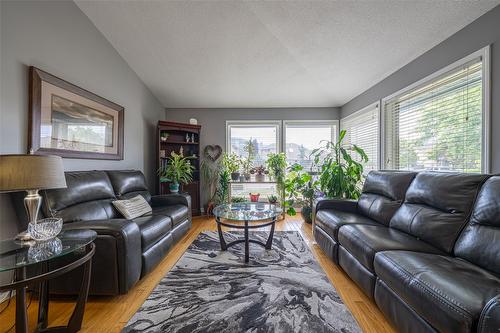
29 66 124 160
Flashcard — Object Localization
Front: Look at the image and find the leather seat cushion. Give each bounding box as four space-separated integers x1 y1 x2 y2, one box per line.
315 209 379 240
153 204 189 227
338 224 442 272
133 215 172 251
374 251 500 333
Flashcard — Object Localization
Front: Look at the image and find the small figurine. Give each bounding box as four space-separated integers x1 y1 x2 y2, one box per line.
191 133 195 142
179 146 184 156
185 133 190 142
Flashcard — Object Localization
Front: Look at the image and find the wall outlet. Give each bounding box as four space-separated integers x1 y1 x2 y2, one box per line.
200 207 205 213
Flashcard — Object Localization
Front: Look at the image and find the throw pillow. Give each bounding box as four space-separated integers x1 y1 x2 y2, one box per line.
113 195 152 219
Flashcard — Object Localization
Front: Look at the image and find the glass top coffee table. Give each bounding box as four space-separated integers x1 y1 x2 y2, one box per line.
213 202 282 262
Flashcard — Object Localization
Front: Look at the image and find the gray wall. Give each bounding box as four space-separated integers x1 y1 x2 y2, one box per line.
0 0 165 240
165 107 339 207
341 5 500 173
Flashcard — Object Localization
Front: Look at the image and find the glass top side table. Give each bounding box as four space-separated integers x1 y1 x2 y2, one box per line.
213 202 282 262
0 229 96 333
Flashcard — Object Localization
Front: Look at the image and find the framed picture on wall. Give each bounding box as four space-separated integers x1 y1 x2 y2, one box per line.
28 66 124 160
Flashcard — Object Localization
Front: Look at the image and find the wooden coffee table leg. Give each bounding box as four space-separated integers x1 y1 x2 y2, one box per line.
244 220 249 262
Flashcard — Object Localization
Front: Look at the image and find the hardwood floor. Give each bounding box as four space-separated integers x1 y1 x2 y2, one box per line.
0 216 396 333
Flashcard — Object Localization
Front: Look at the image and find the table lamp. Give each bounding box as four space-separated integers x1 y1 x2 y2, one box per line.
0 154 67 240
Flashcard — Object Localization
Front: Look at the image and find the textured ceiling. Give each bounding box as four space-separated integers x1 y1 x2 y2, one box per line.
76 1 499 108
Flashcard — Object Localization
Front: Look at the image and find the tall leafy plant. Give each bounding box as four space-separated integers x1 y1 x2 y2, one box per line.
311 129 368 199
158 152 195 185
201 158 221 202
284 164 318 222
266 152 287 205
216 168 230 204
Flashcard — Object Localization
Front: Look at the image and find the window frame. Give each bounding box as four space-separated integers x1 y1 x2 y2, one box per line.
225 120 282 158
340 102 381 171
380 45 491 173
282 119 339 159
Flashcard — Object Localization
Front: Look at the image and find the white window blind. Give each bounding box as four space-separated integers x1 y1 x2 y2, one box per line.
383 57 484 173
341 104 379 173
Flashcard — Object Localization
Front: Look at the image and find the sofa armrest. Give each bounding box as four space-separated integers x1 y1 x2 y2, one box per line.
313 198 358 214
62 219 142 293
312 198 358 231
478 295 500 333
151 193 191 210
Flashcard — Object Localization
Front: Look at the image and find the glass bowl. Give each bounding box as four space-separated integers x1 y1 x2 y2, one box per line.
28 218 63 241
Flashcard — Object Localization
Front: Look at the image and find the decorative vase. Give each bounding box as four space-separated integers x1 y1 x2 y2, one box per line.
255 174 265 182
231 172 240 181
244 173 251 181
249 193 260 202
169 183 180 193
239 175 245 182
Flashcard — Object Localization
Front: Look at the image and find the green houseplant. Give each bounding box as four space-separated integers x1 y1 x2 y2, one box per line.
311 129 368 199
159 152 195 193
222 153 241 181
266 152 287 206
284 164 318 223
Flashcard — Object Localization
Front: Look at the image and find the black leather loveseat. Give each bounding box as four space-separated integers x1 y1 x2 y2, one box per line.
15 170 191 296
313 171 500 333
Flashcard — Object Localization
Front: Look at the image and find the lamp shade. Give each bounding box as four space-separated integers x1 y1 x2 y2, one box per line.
0 155 67 192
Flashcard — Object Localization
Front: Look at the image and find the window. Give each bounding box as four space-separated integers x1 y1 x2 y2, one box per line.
226 121 280 166
383 47 489 173
226 121 280 200
284 121 338 170
340 103 379 173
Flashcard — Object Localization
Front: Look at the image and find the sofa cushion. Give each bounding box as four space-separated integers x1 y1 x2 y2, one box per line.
389 172 488 253
315 209 379 240
42 171 119 222
454 176 500 275
133 215 172 251
374 251 500 333
106 170 151 202
358 171 416 226
338 224 442 272
153 204 189 227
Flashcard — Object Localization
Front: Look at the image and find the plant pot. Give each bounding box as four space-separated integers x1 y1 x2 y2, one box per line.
255 174 265 182
231 172 240 181
244 173 251 181
249 193 260 202
239 175 246 182
301 206 313 224
169 183 180 193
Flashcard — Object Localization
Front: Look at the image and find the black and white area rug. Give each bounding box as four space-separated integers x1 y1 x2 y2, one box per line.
123 231 361 333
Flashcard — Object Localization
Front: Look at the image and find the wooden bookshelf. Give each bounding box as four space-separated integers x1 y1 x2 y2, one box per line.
156 120 201 216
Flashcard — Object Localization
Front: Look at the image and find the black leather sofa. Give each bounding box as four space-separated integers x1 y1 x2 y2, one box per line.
15 170 192 296
313 170 500 333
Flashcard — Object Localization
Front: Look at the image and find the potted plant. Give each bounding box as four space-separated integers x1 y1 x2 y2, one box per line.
266 152 287 206
222 153 241 181
267 194 278 204
231 196 246 203
284 164 318 223
241 157 253 181
250 165 268 182
311 129 368 199
159 152 195 193
160 132 169 142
